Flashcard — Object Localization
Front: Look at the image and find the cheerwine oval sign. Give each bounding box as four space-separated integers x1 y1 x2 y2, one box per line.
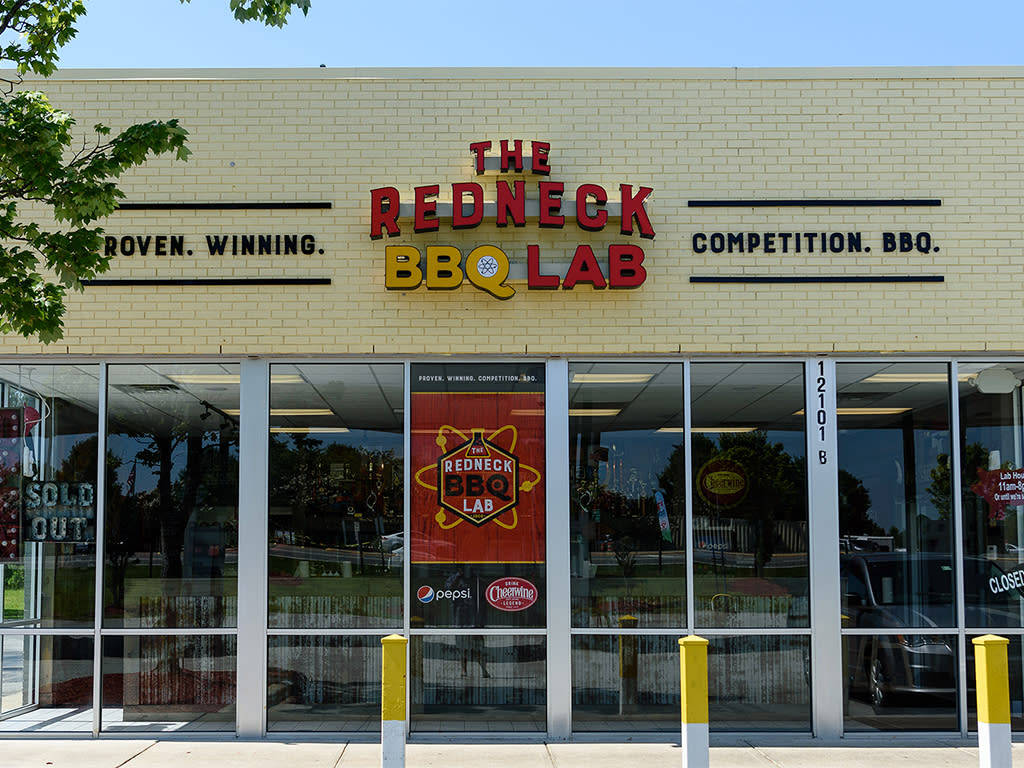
372 139 653 299
486 577 538 612
696 458 748 508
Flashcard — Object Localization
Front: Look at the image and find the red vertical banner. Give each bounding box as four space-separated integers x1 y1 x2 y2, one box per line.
410 363 545 564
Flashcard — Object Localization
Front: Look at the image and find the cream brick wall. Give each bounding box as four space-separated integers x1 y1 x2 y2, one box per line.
6 67 1024 357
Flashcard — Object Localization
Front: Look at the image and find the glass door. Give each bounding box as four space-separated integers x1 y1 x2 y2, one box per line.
408 362 546 732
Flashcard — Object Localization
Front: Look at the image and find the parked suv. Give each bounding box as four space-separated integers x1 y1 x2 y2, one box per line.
841 551 1024 707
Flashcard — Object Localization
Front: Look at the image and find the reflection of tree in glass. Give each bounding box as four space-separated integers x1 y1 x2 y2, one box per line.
663 431 805 576
269 434 403 571
839 469 880 537
927 444 990 521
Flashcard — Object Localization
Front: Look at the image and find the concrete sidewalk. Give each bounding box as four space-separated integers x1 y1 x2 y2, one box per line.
0 740 1021 768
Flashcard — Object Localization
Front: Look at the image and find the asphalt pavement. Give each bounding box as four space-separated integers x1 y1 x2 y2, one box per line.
0 739 1021 768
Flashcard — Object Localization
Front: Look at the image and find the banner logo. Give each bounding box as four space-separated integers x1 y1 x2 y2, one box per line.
417 586 435 603
415 424 541 531
696 458 748 508
486 577 538 612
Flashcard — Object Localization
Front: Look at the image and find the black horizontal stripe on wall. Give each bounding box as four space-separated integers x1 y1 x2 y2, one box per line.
82 278 332 286
116 202 332 211
687 199 941 208
690 275 944 284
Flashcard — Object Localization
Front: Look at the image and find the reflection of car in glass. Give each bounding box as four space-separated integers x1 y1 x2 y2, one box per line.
380 531 404 552
841 552 1024 707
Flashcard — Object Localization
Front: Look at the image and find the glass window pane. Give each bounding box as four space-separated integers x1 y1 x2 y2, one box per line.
267 635 381 732
843 633 958 731
105 365 240 629
0 635 93 733
709 635 810 731
568 363 685 628
691 363 809 629
0 365 99 629
837 363 953 629
409 635 545 731
268 364 403 629
572 634 810 732
101 634 235 732
572 634 677 732
959 363 1024 628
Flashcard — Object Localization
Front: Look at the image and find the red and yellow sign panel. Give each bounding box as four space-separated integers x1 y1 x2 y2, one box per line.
411 363 544 564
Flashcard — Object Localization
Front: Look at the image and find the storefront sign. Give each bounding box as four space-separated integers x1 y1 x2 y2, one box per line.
373 140 653 298
970 467 1024 521
486 577 538 611
989 568 1024 596
22 481 95 542
411 363 544 564
696 458 748 508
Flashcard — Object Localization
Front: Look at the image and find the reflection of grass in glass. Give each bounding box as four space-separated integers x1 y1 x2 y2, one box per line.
3 587 23 620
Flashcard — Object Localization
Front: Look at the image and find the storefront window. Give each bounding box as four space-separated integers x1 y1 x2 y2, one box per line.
105 365 240 628
101 635 235 731
571 634 810 732
691 363 808 628
568 363 685 628
837 363 954 628
0 365 99 629
837 363 956 731
267 635 381 732
843 633 958 731
409 634 545 731
959 363 1024 629
268 364 403 629
0 635 93 733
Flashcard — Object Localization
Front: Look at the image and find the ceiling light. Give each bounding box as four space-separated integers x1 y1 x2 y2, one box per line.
572 373 654 384
569 408 621 417
224 408 334 416
689 427 758 433
166 374 303 385
860 373 974 383
794 408 912 416
271 426 349 434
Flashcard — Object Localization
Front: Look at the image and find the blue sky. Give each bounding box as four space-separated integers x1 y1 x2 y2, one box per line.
56 0 1024 69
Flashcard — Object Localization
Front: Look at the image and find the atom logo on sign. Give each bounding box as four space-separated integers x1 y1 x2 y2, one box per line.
439 428 518 526
415 424 541 532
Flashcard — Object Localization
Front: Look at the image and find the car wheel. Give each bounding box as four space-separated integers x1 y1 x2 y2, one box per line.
869 658 888 708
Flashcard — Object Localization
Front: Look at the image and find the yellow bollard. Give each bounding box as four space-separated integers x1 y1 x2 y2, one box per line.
973 635 1012 768
381 634 408 768
679 635 709 768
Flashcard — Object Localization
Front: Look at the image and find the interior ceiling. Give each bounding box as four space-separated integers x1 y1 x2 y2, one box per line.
0 361 1017 437
0 363 405 437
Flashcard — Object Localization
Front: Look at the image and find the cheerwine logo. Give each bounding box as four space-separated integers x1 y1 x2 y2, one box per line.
696 458 748 508
486 577 538 612
371 140 654 299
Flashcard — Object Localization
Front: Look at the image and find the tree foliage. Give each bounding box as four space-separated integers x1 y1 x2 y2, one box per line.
183 0 312 27
0 1 311 343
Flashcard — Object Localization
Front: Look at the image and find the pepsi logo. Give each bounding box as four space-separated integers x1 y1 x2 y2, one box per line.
417 586 435 603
